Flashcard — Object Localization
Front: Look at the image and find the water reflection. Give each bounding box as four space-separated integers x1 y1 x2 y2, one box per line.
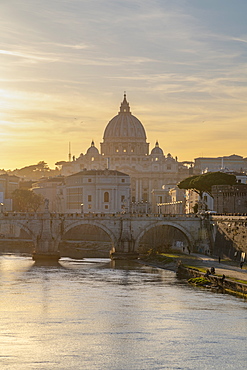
0 254 246 370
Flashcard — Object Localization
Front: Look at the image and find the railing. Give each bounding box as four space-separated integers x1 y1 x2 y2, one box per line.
0 211 201 221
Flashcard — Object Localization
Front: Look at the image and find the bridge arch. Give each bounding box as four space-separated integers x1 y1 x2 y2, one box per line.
135 220 196 252
60 219 118 257
0 219 35 241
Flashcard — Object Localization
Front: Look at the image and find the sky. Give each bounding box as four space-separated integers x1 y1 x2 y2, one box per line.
1 0 247 170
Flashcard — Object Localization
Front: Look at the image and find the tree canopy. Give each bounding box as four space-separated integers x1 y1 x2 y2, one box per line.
177 172 237 198
12 189 44 212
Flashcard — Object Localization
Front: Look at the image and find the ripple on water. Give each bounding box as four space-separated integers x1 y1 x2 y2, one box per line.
0 255 246 370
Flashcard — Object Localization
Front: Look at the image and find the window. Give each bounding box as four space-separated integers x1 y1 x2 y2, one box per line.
105 205 108 209
158 196 162 203
88 195 92 202
167 164 171 170
91 157 94 161
123 149 127 152
88 178 92 182
121 178 125 183
104 192 109 202
121 195 125 202
88 204 92 209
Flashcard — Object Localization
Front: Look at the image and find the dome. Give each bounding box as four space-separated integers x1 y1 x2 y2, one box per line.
151 141 163 155
103 94 147 141
86 141 99 155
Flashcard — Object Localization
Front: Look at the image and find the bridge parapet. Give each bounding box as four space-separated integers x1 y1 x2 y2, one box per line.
212 215 247 222
0 211 213 260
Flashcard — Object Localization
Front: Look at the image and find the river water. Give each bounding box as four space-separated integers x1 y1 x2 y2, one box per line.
0 254 246 370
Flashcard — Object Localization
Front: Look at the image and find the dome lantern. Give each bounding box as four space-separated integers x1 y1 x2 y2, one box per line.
119 93 131 114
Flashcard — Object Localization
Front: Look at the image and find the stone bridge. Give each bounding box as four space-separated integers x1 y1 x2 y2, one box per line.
0 210 212 260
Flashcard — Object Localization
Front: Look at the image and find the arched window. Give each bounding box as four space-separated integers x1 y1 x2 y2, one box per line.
104 192 109 202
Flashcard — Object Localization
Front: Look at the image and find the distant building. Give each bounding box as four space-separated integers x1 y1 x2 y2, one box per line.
151 185 185 214
185 189 199 214
64 169 130 213
0 174 19 211
151 184 177 213
56 94 189 206
212 184 247 214
32 176 65 212
184 190 214 214
194 155 247 174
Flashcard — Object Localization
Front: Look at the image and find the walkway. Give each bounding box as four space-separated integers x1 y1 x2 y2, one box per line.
187 253 247 282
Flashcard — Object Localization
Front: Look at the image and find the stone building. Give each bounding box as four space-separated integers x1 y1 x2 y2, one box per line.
212 184 247 214
0 174 20 211
56 94 189 207
64 169 130 213
194 154 247 174
32 176 65 212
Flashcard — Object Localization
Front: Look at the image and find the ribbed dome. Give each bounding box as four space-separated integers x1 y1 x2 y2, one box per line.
103 94 146 141
151 141 164 155
86 140 99 155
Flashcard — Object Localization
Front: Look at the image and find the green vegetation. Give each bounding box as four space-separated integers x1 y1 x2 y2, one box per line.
177 171 236 199
227 277 247 285
188 277 210 286
12 189 44 212
10 161 60 180
144 252 173 265
183 265 207 273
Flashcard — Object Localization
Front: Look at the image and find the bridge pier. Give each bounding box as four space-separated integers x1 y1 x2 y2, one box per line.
110 218 139 260
32 208 60 262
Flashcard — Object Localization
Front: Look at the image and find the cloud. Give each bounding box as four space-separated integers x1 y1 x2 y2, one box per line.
0 49 59 62
0 0 247 169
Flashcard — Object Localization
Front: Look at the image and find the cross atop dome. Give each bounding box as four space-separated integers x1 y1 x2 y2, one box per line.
119 92 131 114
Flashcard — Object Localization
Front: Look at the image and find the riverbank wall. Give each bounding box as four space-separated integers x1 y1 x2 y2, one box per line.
177 264 247 296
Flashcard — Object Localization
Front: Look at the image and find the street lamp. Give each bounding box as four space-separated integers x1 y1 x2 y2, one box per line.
145 201 148 214
81 203 84 214
0 203 3 213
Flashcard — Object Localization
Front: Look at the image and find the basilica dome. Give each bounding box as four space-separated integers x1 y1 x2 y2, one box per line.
151 141 164 155
86 141 99 155
103 94 147 141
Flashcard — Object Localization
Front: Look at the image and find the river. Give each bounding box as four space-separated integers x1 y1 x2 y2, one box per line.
0 254 246 369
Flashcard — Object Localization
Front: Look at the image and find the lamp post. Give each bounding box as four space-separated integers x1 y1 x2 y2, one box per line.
145 201 148 214
0 203 3 213
81 203 84 214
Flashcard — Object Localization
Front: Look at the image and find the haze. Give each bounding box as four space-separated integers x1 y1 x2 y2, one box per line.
1 0 247 170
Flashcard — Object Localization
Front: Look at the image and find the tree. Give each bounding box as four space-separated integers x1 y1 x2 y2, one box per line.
177 172 237 199
12 189 44 212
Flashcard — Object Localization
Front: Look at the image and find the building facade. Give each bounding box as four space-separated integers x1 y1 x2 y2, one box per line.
56 94 189 207
212 184 247 214
0 174 20 211
64 169 131 213
194 155 247 174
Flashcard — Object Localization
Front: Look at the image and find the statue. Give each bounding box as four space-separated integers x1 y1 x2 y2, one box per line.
44 198 49 211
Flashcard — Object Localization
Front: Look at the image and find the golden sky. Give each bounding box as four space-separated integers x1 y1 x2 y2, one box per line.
1 0 247 170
